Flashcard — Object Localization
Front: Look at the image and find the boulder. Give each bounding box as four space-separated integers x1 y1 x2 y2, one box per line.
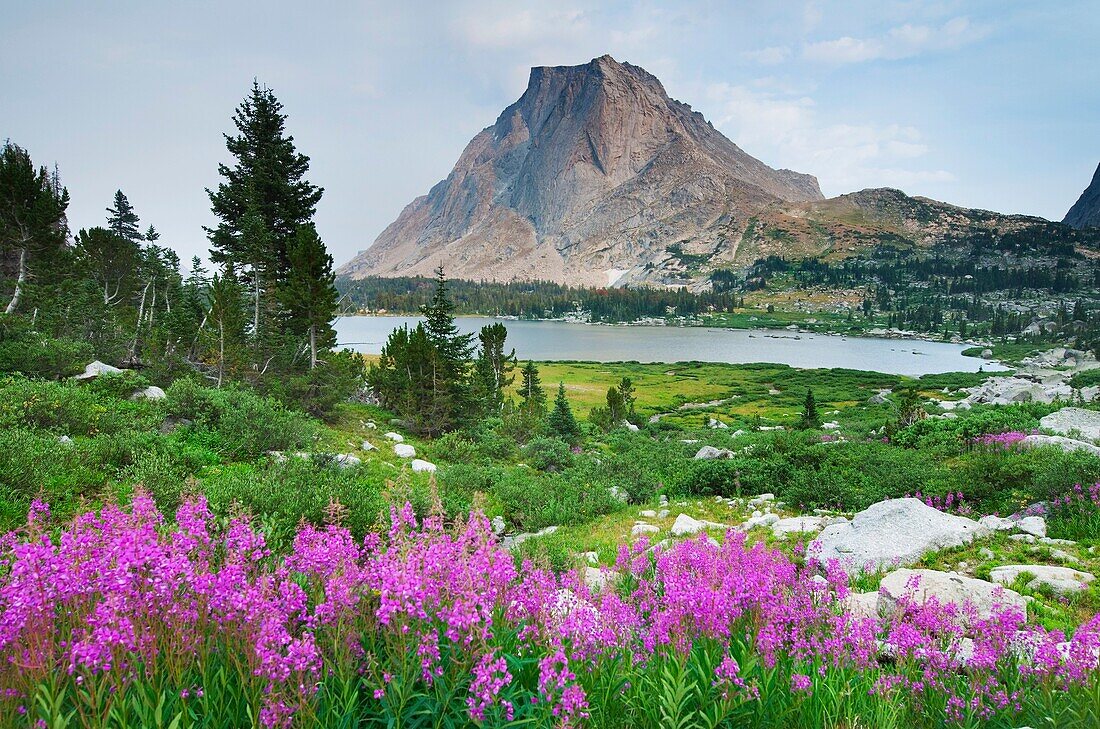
1039 407 1100 442
1020 434 1100 456
393 443 416 458
73 360 125 380
739 512 779 531
582 566 617 591
411 459 437 473
693 445 733 460
1015 516 1047 539
707 418 729 429
868 389 891 405
809 498 990 574
384 432 404 442
57 435 73 445
332 454 362 468
132 385 167 400
621 421 640 432
978 515 1015 531
502 525 558 551
772 516 826 538
843 591 880 621
991 565 1095 595
878 569 1027 621
632 523 660 537
639 509 657 518
361 441 377 452
669 513 727 537
491 516 506 535
609 486 630 503
961 377 1072 406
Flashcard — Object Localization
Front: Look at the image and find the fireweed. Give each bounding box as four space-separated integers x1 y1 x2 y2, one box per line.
0 495 1098 728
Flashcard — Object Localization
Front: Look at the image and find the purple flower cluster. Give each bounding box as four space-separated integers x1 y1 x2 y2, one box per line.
1 494 1098 725
971 431 1034 448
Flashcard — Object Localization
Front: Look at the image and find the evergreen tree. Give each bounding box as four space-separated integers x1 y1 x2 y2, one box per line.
548 382 580 444
279 223 337 369
206 81 322 324
208 270 248 387
618 377 636 418
519 361 547 414
74 227 141 307
472 322 516 417
0 142 70 315
106 190 143 244
798 388 821 429
606 385 626 422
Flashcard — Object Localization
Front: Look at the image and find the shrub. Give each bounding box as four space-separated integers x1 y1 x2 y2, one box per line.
491 467 619 531
523 437 573 472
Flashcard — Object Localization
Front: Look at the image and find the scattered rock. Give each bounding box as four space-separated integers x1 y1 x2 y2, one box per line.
73 360 125 380
1015 516 1047 539
657 509 669 519
583 566 617 591
621 421 640 432
132 385 167 400
707 418 729 429
1020 434 1100 456
609 486 629 503
632 523 660 537
393 444 416 458
411 458 437 473
991 565 1095 595
739 512 779 530
693 445 733 460
771 516 826 538
639 509 657 518
878 568 1027 622
502 525 559 551
978 515 1015 531
868 389 891 405
843 591 880 621
332 454 361 468
1039 407 1100 442
361 441 377 452
669 513 728 537
960 377 1071 407
384 432 404 443
491 516 506 535
809 498 990 574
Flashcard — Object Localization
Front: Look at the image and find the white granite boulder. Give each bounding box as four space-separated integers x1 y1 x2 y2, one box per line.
809 498 990 574
693 445 733 460
991 565 1095 595
132 385 167 400
772 516 826 538
384 432 404 443
1039 407 1100 442
393 443 416 458
1021 434 1100 456
73 360 125 380
632 523 660 537
411 458 437 473
1015 516 1047 539
878 568 1027 622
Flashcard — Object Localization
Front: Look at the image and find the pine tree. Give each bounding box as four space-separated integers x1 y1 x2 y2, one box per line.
472 322 516 417
279 223 337 369
548 382 580 444
208 270 248 387
606 385 626 422
618 377 636 418
798 388 821 429
206 81 322 298
106 190 143 244
0 142 70 315
519 361 547 414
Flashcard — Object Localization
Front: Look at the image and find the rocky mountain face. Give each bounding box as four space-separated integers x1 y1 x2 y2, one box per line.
1064 162 1100 229
338 55 1094 287
337 55 822 287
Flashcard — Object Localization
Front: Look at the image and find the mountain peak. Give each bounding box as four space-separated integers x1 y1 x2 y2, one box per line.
1064 162 1100 229
338 56 822 286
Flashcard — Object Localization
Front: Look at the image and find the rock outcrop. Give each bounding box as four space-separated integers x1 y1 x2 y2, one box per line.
1064 162 1100 230
1039 407 1100 442
878 568 1027 622
809 498 989 574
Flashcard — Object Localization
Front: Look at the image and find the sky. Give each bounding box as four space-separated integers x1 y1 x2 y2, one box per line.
2 1 1098 267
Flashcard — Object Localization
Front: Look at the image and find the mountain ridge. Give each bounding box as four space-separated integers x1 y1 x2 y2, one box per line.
1064 162 1100 229
338 56 1091 287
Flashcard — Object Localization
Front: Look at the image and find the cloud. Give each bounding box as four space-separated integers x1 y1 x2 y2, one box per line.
802 16 988 65
741 46 790 65
452 6 591 50
701 81 953 194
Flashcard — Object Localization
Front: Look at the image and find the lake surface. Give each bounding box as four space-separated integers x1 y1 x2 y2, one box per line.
334 316 1006 376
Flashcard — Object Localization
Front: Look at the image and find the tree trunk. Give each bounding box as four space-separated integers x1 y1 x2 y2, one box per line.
309 324 317 370
4 247 27 315
217 320 225 388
